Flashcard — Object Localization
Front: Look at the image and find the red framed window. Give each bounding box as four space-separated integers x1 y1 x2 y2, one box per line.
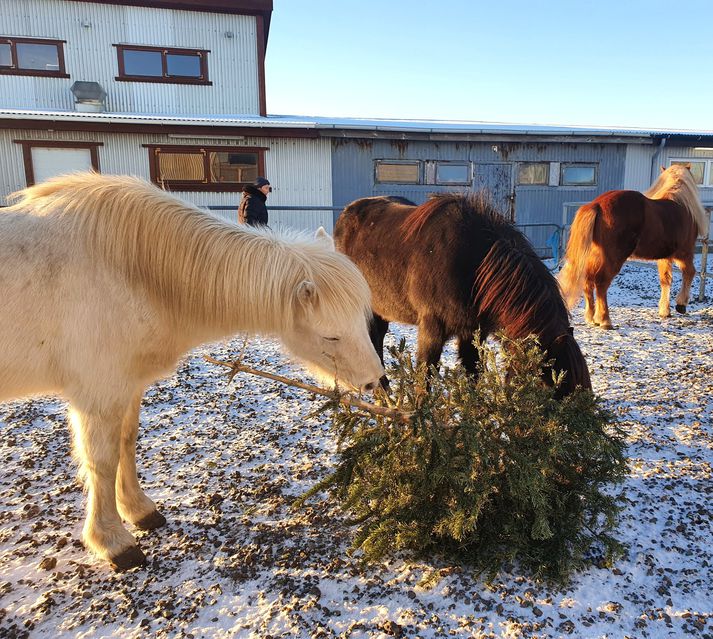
145 145 266 192
14 140 102 186
115 44 210 85
0 37 68 78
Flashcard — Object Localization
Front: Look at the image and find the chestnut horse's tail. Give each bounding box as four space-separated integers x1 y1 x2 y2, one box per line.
558 204 598 309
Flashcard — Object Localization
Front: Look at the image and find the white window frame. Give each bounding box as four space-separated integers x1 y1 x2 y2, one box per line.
374 160 421 184
431 160 471 186
516 162 550 186
560 163 598 187
668 158 712 186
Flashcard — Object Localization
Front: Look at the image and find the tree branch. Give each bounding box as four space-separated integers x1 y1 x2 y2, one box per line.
203 355 413 423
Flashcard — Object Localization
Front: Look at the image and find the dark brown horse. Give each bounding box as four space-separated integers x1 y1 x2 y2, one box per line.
334 192 591 397
559 164 708 329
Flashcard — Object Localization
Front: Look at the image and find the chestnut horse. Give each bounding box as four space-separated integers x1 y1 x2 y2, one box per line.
558 164 708 328
334 192 591 397
0 173 383 570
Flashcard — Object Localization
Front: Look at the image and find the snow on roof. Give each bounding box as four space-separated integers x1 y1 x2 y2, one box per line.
3 107 713 138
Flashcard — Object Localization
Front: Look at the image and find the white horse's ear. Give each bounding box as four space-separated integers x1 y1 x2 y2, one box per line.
295 280 318 310
660 165 666 173
314 226 335 251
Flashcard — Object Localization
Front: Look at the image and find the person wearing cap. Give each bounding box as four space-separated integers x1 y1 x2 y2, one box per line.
238 177 271 227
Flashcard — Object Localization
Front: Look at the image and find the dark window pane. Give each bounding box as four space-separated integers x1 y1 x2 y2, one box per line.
157 152 205 181
0 43 11 67
210 152 257 183
562 166 596 186
123 49 162 77
166 53 202 78
16 42 59 71
436 163 470 184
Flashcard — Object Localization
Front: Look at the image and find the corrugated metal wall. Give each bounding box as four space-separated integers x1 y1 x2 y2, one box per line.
623 144 654 190
1 0 259 115
0 130 334 232
331 139 630 252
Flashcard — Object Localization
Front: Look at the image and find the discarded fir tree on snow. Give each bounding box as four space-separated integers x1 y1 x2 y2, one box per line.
298 335 627 582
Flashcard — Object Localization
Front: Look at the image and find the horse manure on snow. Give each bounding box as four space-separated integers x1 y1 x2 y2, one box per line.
295 335 628 583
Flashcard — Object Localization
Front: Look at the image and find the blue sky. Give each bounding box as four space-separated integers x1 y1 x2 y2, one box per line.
265 0 713 130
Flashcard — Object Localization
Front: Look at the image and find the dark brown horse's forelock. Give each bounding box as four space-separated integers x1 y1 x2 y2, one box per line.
546 333 592 395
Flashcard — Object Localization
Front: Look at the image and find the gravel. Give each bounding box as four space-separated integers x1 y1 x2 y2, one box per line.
1 259 712 639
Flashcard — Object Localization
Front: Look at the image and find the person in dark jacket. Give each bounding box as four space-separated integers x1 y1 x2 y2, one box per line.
238 177 271 227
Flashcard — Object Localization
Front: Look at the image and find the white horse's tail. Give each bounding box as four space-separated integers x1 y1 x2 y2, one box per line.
558 204 598 309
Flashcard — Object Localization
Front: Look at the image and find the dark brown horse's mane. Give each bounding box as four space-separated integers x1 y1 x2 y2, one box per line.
401 191 503 241
402 192 570 343
473 235 569 342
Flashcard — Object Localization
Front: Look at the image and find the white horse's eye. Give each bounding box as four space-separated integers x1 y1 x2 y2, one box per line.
323 336 340 342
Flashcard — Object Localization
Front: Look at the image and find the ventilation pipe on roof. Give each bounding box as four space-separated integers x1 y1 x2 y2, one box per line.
70 81 107 113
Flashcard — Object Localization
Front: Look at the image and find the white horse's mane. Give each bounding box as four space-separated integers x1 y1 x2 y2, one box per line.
6 172 371 333
645 164 708 237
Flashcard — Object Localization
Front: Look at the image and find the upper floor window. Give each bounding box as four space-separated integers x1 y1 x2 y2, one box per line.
145 145 266 192
0 37 68 78
517 162 549 185
560 164 597 186
115 45 210 85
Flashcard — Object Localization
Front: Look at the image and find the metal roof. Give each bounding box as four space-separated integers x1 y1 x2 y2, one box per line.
2 108 712 138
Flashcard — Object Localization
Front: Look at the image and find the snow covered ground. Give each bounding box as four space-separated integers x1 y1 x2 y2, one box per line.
1 260 712 639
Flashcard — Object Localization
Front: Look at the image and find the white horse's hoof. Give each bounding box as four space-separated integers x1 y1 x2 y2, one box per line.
110 545 146 571
134 510 167 531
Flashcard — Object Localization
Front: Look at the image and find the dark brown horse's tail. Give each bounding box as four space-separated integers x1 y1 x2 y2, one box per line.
558 204 598 309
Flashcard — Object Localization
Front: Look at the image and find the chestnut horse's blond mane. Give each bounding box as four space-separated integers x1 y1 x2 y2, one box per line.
645 164 708 237
6 172 371 334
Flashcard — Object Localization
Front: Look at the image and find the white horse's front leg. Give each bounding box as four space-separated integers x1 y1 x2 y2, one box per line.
69 404 145 571
116 392 166 530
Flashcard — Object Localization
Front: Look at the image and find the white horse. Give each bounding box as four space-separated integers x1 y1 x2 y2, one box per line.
0 172 383 570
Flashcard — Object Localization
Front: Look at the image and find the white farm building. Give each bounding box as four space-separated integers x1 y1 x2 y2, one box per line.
1 0 713 244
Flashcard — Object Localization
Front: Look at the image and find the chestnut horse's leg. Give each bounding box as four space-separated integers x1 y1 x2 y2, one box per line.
69 401 146 571
416 315 448 370
593 273 615 329
116 391 166 531
657 259 673 317
673 257 696 314
583 279 596 325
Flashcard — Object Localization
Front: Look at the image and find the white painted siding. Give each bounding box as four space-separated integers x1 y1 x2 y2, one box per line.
623 144 654 190
0 0 260 115
0 129 334 232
